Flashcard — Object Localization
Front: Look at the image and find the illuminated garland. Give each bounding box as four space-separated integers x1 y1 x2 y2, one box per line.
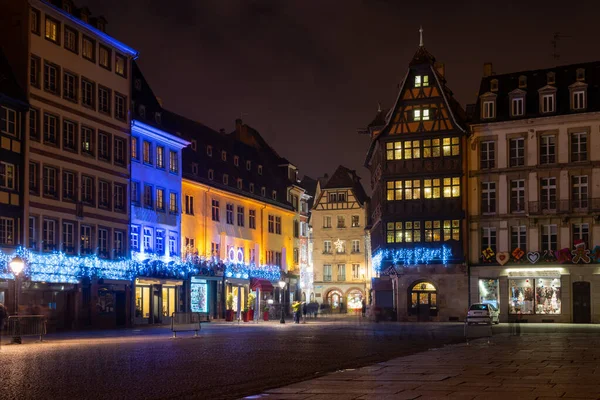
372 245 452 272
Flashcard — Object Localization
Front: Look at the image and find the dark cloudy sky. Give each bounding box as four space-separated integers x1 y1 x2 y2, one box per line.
87 0 598 188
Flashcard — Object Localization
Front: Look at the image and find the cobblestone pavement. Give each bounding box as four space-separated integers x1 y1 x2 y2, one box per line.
248 331 600 400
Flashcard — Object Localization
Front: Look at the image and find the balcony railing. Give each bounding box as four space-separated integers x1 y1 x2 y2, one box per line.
323 275 332 282
510 199 526 213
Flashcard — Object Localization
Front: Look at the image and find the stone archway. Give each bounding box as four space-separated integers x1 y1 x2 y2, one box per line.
325 288 344 312
408 280 438 320
345 287 364 312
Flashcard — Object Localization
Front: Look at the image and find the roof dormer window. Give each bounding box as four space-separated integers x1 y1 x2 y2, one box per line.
207 145 212 157
191 139 197 151
272 190 277 200
246 160 251 170
482 100 495 119
134 79 142 91
192 163 198 175
572 90 586 110
490 79 498 92
261 187 266 197
223 174 229 185
414 75 429 88
233 155 239 167
249 183 254 193
221 151 226 161
155 112 161 124
208 169 214 180
541 93 555 113
258 165 263 175
576 68 585 82
138 105 145 118
511 97 524 117
547 72 555 85
237 179 243 189
518 75 527 88
413 108 430 121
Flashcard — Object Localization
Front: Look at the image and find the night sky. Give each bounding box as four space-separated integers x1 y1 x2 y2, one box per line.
86 0 599 187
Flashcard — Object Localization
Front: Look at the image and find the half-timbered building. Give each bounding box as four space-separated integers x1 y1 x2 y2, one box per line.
364 33 468 321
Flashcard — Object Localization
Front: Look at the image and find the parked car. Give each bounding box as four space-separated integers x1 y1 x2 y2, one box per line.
467 303 499 325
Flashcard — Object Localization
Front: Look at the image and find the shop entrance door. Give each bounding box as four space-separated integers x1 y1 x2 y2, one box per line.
115 292 126 327
573 281 591 323
152 289 161 324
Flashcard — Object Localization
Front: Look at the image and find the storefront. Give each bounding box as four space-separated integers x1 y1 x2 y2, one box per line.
190 276 224 320
134 278 184 325
225 278 249 320
408 280 438 320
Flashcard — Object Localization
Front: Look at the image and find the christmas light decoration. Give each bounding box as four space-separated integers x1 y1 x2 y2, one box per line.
372 245 452 272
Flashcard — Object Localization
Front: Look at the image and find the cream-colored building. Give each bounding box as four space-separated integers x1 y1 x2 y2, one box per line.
310 166 371 312
469 62 600 323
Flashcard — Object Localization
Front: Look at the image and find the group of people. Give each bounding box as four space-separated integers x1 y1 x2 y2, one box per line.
291 299 368 323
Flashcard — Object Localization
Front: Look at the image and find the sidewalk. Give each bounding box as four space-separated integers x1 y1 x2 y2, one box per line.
247 333 600 400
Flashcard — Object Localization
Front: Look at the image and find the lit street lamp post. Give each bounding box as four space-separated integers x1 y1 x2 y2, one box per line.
10 256 25 344
278 280 286 324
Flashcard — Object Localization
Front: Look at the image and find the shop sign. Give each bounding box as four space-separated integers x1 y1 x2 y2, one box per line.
507 270 561 278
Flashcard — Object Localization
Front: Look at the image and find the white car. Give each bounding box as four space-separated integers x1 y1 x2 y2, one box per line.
467 303 499 325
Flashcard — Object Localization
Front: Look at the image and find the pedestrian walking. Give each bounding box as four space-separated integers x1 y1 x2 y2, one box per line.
361 298 366 318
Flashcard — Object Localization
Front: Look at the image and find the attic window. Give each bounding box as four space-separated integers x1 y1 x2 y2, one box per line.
246 160 251 170
414 75 429 88
413 108 430 121
518 75 527 88
223 174 229 185
192 163 198 175
237 179 243 189
490 79 498 92
139 105 146 118
191 139 197 151
547 72 555 85
234 155 239 167
134 79 142 91
576 68 585 81
208 169 214 180
258 165 263 175
482 100 495 119
261 187 266 197
249 183 254 193
206 145 212 157
272 190 277 200
221 151 226 161
155 112 161 124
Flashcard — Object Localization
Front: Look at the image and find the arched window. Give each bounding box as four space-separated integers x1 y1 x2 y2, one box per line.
408 281 438 318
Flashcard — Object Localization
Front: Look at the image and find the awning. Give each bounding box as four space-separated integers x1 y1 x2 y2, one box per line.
251 278 274 292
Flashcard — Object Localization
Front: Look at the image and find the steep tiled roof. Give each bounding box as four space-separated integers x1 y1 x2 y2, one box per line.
323 165 369 206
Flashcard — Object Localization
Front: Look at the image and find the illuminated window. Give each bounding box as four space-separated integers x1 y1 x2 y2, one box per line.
444 220 460 241
424 221 441 242
403 140 420 159
404 221 421 243
386 181 402 201
423 139 440 158
443 177 460 198
386 222 405 244
413 109 430 121
404 180 421 200
386 141 402 160
414 75 429 87
442 137 460 156
45 16 60 43
423 179 441 199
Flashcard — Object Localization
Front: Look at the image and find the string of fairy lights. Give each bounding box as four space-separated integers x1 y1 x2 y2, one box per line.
372 245 452 272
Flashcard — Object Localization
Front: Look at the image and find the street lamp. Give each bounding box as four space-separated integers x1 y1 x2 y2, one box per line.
10 256 25 344
278 280 286 324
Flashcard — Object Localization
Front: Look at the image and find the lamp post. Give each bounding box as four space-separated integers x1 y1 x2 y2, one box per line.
10 256 25 344
278 280 286 324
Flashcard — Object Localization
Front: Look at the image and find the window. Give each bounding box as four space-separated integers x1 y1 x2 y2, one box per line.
29 162 39 194
413 108 430 121
293 220 299 238
509 138 525 167
43 219 56 251
156 188 165 211
223 174 229 185
143 227 153 252
272 190 277 200
540 135 556 164
80 225 92 254
62 222 74 253
81 175 94 205
323 265 332 282
572 223 589 248
81 78 95 108
481 227 497 255
233 155 239 167
249 209 256 229
210 242 220 258
386 141 402 160
275 252 282 267
268 215 275 233
114 184 125 212
44 16 60 43
352 264 361 280
98 86 111 114
155 230 165 255
62 120 77 151
114 137 126 166
246 160 251 170
98 228 109 257
490 79 498 91
211 199 220 221
114 231 124 257
414 75 428 87
442 177 459 198
115 93 126 121
206 145 212 157
423 139 440 158
237 206 245 227
81 126 94 155
43 166 58 198
44 61 59 94
403 140 420 159
572 175 588 209
169 232 177 256
511 97 524 116
30 56 41 88
131 226 140 251
185 195 194 215
352 240 360 253
337 216 346 228
423 178 441 199
115 54 127 77
480 141 495 169
352 215 360 227
82 36 95 61
221 151 226 161
143 184 153 209
571 132 587 162
0 162 15 190
226 204 234 224
138 105 145 118
208 169 214 180
62 71 77 101
275 216 281 234
98 131 110 161
237 179 242 189
62 171 76 201
482 100 495 119
518 75 527 88
541 94 555 113
0 107 16 138
540 177 557 211
156 146 164 169
323 216 332 228
31 8 40 35
337 264 346 281
424 221 441 242
541 225 557 252
64 26 78 53
481 182 496 214
329 193 337 203
169 192 177 214
293 248 299 264
442 137 460 156
572 90 586 110
510 179 525 213
443 220 460 241
511 226 527 252
169 150 178 173
130 137 139 161
143 141 152 164
28 217 37 249
43 113 59 145
29 108 39 140
258 165 263 175
261 187 266 197
323 241 332 254
99 45 111 70
192 163 198 175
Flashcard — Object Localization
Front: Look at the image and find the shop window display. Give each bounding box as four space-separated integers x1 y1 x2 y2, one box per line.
509 278 534 314
509 278 561 315
190 278 208 313
535 278 561 314
479 279 499 309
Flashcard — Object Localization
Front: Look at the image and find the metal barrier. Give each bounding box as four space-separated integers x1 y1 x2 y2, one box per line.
170 312 209 338
7 315 47 342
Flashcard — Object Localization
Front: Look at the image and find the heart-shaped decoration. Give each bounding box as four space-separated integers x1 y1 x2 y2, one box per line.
496 252 510 266
527 251 540 264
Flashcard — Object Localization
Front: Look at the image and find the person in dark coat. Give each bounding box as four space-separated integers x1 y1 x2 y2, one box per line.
361 299 366 317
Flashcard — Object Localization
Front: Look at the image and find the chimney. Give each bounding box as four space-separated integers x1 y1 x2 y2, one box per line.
434 62 445 77
235 118 243 133
483 62 494 78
